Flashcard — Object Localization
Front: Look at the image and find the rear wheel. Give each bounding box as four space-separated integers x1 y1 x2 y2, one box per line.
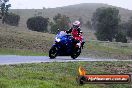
49 46 58 59
71 48 81 59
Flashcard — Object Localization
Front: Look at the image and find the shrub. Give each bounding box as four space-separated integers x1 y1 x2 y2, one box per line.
4 13 20 26
115 32 127 43
27 16 48 32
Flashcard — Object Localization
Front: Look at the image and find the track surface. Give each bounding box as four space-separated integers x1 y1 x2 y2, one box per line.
0 55 132 65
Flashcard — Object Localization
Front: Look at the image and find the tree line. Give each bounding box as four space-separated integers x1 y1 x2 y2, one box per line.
0 1 132 43
26 7 132 43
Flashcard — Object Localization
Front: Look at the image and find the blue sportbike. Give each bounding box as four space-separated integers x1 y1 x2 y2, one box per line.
49 31 81 59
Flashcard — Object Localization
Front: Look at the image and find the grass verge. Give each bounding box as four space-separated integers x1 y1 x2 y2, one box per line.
0 61 132 88
0 48 48 56
82 41 132 59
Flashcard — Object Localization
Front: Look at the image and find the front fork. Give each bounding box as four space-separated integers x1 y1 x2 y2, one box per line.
53 42 61 53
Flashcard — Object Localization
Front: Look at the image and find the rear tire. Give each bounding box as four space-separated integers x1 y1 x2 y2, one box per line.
49 46 58 59
71 48 81 59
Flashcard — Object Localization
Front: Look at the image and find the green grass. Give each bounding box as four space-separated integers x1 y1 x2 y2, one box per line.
92 41 132 54
82 41 132 59
0 48 48 56
0 62 132 88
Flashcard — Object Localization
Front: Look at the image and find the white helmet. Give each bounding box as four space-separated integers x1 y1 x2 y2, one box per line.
73 21 80 28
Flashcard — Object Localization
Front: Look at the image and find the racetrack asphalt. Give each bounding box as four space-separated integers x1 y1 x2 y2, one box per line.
0 55 132 65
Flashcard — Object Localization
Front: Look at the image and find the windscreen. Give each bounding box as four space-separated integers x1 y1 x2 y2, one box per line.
57 31 67 37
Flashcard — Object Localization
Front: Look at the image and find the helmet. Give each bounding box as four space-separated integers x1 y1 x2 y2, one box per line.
72 21 80 29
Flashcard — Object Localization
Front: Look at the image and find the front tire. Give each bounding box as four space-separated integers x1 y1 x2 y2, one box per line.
49 46 58 59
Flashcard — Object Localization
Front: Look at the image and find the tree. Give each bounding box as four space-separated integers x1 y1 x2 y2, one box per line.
50 13 71 34
27 16 49 32
119 17 132 38
126 17 132 38
92 7 120 41
53 13 61 23
0 0 11 24
118 22 128 34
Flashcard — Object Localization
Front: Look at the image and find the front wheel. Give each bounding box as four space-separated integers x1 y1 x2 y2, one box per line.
71 48 81 59
49 46 58 59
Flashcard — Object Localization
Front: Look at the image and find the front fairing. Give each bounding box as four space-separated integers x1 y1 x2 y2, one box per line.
54 31 72 47
54 31 67 43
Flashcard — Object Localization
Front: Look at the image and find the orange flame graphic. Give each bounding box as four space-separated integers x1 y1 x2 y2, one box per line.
78 66 86 76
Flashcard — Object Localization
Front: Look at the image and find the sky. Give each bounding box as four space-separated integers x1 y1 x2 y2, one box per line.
8 0 132 10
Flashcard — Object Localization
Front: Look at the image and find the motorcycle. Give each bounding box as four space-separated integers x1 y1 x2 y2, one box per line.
49 31 81 59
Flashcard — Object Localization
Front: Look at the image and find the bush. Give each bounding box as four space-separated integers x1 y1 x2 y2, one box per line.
27 16 48 32
4 13 20 26
115 32 127 43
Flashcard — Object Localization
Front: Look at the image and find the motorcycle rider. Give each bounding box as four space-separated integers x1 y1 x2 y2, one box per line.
66 20 85 49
